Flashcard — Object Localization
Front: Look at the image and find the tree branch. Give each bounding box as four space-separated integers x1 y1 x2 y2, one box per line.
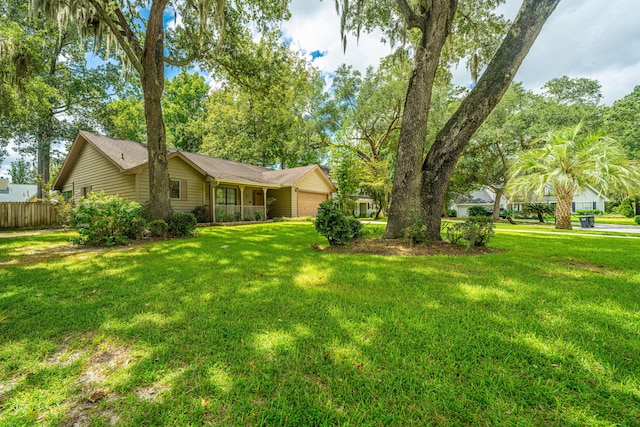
85 0 143 75
396 0 425 29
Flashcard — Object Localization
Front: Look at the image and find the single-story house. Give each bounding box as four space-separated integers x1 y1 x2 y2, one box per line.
53 131 336 220
451 187 508 218
0 179 38 202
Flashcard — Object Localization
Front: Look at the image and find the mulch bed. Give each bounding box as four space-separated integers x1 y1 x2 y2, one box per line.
319 238 500 256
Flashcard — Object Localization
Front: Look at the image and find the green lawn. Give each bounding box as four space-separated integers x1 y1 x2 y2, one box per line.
1 223 639 426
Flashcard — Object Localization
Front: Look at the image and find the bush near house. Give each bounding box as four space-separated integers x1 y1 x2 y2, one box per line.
615 199 635 218
69 191 146 246
147 219 168 238
446 216 495 247
575 209 603 216
169 212 197 237
634 215 640 225
314 200 362 245
467 206 489 217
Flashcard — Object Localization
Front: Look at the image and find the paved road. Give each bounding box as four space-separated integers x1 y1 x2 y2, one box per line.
360 219 640 238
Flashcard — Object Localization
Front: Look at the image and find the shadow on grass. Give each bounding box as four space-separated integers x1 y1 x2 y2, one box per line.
1 224 639 425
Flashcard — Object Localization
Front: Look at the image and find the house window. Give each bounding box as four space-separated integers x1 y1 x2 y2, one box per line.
61 190 72 201
82 186 92 197
216 187 237 205
170 180 181 199
574 201 594 211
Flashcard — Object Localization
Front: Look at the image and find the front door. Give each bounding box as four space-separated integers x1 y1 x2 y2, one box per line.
253 190 264 205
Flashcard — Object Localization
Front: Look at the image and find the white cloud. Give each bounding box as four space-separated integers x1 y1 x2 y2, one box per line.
281 0 395 75
285 0 640 105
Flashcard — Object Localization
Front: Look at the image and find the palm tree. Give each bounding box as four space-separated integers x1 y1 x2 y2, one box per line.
508 123 640 230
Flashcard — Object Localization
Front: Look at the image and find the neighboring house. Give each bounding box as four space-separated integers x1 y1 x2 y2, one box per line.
452 187 508 218
508 185 608 213
53 131 336 220
0 179 38 202
452 185 609 218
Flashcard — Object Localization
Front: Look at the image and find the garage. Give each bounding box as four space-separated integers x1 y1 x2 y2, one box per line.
297 191 328 217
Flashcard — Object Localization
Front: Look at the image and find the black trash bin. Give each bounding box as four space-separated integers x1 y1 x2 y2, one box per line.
579 215 595 228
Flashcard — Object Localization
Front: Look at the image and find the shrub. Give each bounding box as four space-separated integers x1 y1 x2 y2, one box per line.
575 209 603 216
169 212 197 237
403 217 429 245
445 216 495 247
635 215 640 225
445 224 465 245
615 199 635 218
191 205 210 223
147 219 168 238
463 216 495 247
233 211 242 221
314 200 362 245
467 206 489 217
69 191 145 246
447 209 457 218
255 211 263 221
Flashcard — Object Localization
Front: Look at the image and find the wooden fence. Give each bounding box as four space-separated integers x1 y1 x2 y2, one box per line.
0 202 58 230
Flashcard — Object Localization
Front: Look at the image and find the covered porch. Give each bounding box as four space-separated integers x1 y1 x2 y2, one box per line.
210 182 276 222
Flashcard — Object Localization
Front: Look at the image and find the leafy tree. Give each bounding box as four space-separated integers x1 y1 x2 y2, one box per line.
454 82 539 219
330 142 365 216
329 51 411 218
29 0 290 220
508 124 640 230
604 85 640 160
99 97 146 143
202 38 332 168
337 0 561 239
1 0 119 198
454 77 606 220
9 157 36 184
164 70 210 152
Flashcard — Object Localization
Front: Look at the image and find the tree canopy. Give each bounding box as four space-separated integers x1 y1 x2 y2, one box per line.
335 0 561 239
28 0 290 220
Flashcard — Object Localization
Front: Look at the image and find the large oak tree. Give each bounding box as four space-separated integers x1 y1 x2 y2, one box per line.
337 0 561 239
29 0 289 220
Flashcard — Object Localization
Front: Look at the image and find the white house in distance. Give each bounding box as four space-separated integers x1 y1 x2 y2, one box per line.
451 187 508 218
451 185 608 218
0 178 37 202
508 185 608 213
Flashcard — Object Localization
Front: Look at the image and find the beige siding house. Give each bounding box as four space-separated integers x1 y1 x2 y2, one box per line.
53 131 336 220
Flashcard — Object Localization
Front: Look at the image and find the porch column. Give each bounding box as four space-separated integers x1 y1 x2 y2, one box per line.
239 185 245 219
262 187 269 219
210 182 217 222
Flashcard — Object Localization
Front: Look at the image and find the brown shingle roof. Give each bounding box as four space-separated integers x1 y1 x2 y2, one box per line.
57 132 334 190
80 131 149 171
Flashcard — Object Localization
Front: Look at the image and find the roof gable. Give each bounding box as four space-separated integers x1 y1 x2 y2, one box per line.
55 131 335 192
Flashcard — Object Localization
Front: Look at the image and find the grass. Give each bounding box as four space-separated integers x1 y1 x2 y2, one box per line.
1 223 639 426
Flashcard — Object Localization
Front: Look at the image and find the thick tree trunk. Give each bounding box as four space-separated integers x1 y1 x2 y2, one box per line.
36 140 50 199
491 187 503 220
555 186 573 229
36 119 52 199
383 0 457 238
419 0 561 241
143 0 172 221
